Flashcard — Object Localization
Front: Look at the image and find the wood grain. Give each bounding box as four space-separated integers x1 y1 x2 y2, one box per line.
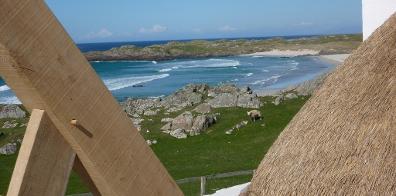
7 109 75 196
0 0 182 195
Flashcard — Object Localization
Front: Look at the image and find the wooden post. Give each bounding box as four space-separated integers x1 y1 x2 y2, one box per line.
200 176 206 196
0 1 182 195
7 109 75 196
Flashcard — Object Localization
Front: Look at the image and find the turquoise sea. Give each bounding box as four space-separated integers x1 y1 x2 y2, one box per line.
0 55 334 104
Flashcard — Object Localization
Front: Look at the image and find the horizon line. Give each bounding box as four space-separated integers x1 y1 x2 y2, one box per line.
76 32 363 45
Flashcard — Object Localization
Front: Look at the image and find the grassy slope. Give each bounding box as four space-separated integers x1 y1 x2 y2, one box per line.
0 96 308 195
85 34 362 61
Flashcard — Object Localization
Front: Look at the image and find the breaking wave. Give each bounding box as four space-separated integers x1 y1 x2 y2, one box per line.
246 73 253 77
159 68 173 72
251 75 282 85
0 85 10 92
104 74 170 91
163 58 240 69
0 96 21 104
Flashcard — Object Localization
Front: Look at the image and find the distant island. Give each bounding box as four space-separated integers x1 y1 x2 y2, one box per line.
84 34 362 61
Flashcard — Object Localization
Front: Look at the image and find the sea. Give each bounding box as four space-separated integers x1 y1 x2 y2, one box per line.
0 36 335 104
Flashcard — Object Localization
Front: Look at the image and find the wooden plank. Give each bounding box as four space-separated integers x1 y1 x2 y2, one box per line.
0 1 182 195
7 109 75 196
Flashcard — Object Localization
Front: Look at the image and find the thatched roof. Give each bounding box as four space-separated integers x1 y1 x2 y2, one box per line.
248 13 396 195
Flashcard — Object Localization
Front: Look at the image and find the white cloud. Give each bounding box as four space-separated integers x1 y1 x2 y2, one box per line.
85 28 113 39
139 24 168 33
219 25 237 32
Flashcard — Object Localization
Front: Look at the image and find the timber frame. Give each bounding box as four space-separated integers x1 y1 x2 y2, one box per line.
0 1 183 196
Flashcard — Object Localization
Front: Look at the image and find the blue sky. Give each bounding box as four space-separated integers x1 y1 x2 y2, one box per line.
46 0 362 43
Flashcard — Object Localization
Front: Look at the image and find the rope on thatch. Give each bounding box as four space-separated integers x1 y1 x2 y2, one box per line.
248 13 396 195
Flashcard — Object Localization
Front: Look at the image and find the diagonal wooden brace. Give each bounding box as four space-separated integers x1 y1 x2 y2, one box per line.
0 1 182 195
7 109 75 196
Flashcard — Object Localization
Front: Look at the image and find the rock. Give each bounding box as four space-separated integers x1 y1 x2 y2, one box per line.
285 93 298 100
235 121 249 129
161 84 207 109
237 94 261 108
161 123 172 133
193 103 212 114
2 120 18 129
122 98 161 116
170 128 187 139
241 86 253 94
247 110 262 122
131 118 144 126
146 140 152 145
0 143 17 155
273 95 284 106
171 111 194 131
161 118 173 123
144 110 158 116
208 93 238 108
208 84 240 97
0 105 26 119
190 114 217 135
166 107 183 113
152 140 158 144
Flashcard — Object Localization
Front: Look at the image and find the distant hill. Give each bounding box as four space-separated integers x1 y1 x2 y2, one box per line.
84 34 362 61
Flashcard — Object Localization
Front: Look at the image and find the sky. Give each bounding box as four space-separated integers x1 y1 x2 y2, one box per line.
45 0 362 43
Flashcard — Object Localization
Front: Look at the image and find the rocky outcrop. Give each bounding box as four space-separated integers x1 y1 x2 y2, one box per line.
0 105 26 119
162 84 208 109
273 92 299 106
122 98 162 116
208 93 238 108
161 111 217 138
193 103 212 114
0 143 17 155
207 84 261 108
2 120 18 129
170 128 187 139
237 94 261 108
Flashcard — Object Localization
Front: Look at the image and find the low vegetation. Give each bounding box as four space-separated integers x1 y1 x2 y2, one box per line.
85 34 362 61
0 96 309 195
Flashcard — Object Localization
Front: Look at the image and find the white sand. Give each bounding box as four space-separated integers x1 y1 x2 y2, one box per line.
205 182 250 196
319 54 350 64
246 49 320 57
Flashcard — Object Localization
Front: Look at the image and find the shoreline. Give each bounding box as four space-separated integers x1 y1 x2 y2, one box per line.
244 49 320 58
255 54 350 96
0 54 349 104
318 54 350 65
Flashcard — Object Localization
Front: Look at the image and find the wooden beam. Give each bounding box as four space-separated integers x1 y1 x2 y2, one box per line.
0 1 182 195
7 109 75 196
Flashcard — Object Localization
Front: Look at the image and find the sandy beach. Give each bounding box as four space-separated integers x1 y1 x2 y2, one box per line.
245 49 320 57
256 53 350 97
319 54 350 64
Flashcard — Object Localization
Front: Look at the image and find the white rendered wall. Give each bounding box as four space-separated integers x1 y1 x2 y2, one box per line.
363 0 396 40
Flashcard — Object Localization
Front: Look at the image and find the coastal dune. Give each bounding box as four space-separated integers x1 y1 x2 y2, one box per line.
245 49 320 57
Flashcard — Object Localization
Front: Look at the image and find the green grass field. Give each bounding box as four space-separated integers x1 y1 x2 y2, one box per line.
0 96 308 195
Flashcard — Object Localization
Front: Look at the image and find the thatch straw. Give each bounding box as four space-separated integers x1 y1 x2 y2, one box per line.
248 13 396 195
